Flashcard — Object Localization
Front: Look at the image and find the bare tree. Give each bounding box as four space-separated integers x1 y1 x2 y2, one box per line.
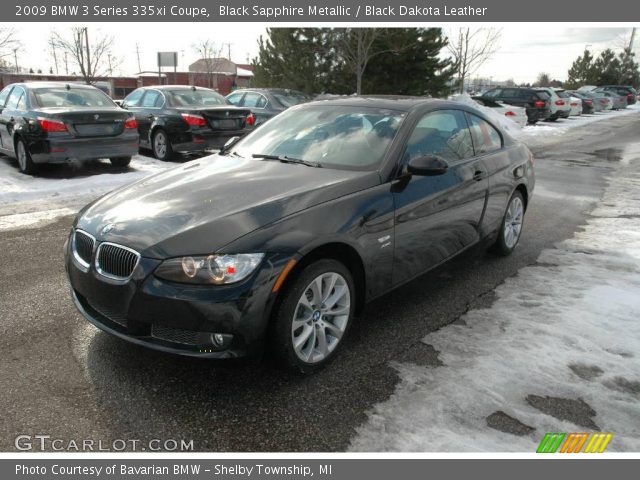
192 39 226 89
335 29 383 95
50 27 120 83
534 72 551 87
0 28 19 69
447 28 501 93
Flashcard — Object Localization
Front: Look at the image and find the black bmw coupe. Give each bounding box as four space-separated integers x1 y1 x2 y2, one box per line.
66 97 535 372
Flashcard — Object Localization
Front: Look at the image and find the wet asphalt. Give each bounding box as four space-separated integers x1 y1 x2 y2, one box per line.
1 113 638 452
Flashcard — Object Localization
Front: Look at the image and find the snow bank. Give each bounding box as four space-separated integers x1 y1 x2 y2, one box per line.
350 145 640 452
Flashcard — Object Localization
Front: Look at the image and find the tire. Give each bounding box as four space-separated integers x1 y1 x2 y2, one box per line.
152 129 174 161
109 156 131 168
270 259 355 373
493 190 525 256
15 138 38 175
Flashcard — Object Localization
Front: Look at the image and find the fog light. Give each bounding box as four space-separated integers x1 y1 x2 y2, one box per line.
211 333 233 348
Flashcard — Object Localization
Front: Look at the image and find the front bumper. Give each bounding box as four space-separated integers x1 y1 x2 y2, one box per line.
30 133 139 164
65 237 291 359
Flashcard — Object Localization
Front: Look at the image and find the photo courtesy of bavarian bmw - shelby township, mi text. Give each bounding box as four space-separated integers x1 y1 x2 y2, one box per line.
0 0 639 478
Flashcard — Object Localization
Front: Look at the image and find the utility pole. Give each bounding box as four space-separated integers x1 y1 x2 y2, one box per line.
64 51 68 75
629 27 636 51
83 27 91 83
107 53 113 76
135 43 142 72
13 48 18 74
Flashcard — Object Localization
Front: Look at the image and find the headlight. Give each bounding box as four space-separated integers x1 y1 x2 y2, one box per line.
155 253 265 285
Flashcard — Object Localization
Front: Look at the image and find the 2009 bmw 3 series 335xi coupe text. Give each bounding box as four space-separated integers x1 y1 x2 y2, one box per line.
65 97 535 373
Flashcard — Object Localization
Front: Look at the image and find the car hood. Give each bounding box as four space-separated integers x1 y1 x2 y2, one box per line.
76 155 379 258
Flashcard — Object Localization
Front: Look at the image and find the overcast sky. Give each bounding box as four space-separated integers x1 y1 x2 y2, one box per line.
4 24 638 84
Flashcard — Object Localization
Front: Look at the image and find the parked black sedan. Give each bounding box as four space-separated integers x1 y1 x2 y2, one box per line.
65 97 534 372
225 88 310 125
121 85 254 161
0 82 138 175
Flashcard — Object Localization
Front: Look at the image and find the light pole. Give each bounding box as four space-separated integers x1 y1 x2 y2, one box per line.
13 48 18 74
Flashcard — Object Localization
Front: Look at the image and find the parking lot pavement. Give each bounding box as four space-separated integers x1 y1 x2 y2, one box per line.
0 113 639 452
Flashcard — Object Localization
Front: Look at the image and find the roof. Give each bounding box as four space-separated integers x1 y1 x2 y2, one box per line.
135 85 220 92
307 96 456 112
236 67 254 77
10 81 101 90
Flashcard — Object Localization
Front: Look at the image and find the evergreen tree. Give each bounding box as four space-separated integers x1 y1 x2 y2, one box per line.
566 50 597 88
251 28 455 97
616 48 640 86
358 28 455 96
593 49 621 85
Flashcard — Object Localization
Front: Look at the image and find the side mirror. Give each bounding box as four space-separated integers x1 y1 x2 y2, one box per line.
220 136 240 154
406 155 449 176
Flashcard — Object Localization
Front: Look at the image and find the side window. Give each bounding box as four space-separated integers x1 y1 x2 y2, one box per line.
467 114 502 155
405 110 474 163
16 92 26 110
483 89 501 99
141 90 163 108
243 92 267 108
226 92 244 105
0 86 12 108
5 87 24 110
123 89 144 107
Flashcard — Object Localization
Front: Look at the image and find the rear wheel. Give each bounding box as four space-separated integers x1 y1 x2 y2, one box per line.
271 259 355 373
494 190 525 256
152 129 174 161
110 156 131 168
15 138 37 175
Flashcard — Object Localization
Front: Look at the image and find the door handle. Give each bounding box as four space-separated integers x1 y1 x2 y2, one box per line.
473 170 484 181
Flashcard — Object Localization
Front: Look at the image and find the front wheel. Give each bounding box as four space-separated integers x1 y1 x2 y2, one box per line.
110 156 131 168
271 259 355 373
494 190 525 256
15 138 38 175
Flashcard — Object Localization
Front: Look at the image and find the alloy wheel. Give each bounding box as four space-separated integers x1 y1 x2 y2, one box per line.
291 272 351 364
154 131 167 159
504 196 524 249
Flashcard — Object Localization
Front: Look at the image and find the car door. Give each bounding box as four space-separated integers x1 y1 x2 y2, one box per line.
465 112 512 235
135 89 164 142
391 109 488 286
0 86 13 151
0 86 25 154
121 89 147 145
241 92 270 125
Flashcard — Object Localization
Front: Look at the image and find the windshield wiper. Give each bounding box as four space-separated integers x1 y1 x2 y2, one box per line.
252 153 322 168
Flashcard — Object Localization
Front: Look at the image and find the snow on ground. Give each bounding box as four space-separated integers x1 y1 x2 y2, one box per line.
0 154 174 231
350 145 640 452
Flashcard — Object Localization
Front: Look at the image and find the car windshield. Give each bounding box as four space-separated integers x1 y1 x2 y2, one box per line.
32 87 115 108
232 105 405 171
556 90 570 98
168 89 228 107
272 92 310 108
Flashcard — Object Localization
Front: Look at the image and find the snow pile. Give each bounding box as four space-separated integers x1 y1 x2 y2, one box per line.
450 93 524 137
0 154 175 230
350 146 640 452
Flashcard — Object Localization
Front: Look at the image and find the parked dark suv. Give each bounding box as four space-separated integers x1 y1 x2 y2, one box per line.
480 87 551 124
599 85 637 105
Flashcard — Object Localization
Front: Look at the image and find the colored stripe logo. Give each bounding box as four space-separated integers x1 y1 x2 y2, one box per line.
537 433 613 453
